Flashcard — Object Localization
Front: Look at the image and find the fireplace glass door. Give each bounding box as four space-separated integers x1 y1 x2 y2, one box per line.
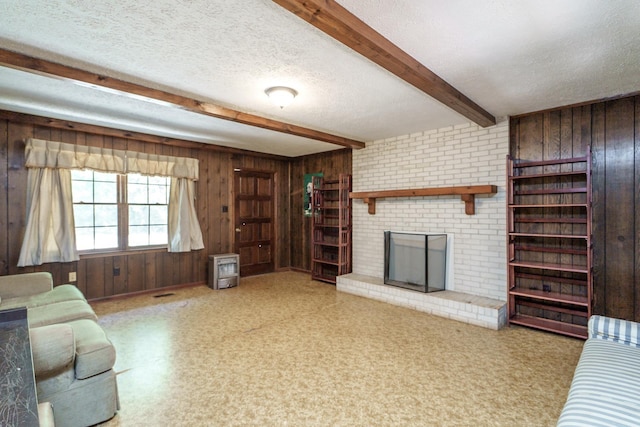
384 232 446 293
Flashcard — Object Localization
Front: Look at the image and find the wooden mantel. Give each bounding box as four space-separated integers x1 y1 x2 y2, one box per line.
349 185 498 215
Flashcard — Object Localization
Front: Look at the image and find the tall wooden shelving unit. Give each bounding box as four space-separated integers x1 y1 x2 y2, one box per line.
311 174 352 284
507 154 592 339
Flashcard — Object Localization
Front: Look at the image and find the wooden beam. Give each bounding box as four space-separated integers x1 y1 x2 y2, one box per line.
350 185 498 215
0 110 293 160
272 0 496 128
0 48 365 150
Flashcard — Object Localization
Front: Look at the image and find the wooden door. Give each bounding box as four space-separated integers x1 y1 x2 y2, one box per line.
234 170 275 276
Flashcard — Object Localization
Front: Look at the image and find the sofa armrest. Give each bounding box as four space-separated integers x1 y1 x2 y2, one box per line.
0 272 53 299
588 315 640 347
30 323 75 376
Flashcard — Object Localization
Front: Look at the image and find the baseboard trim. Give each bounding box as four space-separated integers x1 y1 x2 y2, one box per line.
88 281 206 302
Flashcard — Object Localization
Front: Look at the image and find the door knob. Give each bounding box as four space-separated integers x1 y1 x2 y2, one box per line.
235 228 241 232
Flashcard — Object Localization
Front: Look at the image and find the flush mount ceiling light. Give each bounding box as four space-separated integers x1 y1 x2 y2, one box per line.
265 86 298 109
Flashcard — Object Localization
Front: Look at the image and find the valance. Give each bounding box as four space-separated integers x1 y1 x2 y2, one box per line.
25 138 198 180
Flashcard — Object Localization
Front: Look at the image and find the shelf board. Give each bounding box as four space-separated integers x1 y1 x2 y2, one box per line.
512 156 588 168
510 259 588 273
517 299 589 318
311 273 337 284
312 258 340 266
509 287 589 306
510 170 587 180
350 184 497 215
509 314 587 339
312 241 347 247
514 187 586 195
514 218 587 224
509 232 588 239
513 244 587 255
514 271 588 286
509 203 587 208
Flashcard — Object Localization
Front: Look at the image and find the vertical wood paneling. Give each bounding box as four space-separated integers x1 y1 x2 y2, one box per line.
513 95 640 322
127 253 145 293
85 257 106 299
144 252 157 290
289 149 352 271
603 98 636 319
0 119 8 275
591 102 607 314
635 96 640 320
76 257 87 296
112 255 127 295
103 256 114 297
8 123 32 274
0 113 297 297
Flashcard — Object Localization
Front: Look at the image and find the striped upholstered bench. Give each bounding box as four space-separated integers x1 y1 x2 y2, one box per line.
557 315 640 427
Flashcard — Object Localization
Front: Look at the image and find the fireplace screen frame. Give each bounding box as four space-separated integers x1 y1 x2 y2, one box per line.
384 231 447 293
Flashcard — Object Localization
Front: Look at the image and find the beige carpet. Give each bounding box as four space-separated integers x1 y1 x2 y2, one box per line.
93 271 583 426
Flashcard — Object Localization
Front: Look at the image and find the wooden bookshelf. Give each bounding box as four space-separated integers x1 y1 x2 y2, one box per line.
507 154 592 338
311 174 352 284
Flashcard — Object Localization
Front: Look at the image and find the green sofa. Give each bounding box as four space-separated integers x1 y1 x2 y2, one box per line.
0 272 119 427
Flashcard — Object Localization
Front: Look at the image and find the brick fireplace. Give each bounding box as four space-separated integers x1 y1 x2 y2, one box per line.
337 118 509 329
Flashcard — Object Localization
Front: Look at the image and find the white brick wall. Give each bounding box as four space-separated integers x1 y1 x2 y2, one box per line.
352 118 508 301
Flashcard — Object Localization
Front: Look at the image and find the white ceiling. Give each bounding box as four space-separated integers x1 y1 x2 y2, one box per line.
0 0 639 157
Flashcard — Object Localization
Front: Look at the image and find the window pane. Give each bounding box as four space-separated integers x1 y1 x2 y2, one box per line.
148 176 166 185
75 227 95 251
149 205 167 224
128 173 147 184
150 225 167 245
94 171 117 182
129 225 149 247
95 226 118 249
95 205 118 227
71 170 118 252
148 184 168 204
72 169 94 181
73 205 94 227
129 205 149 226
94 182 117 203
72 180 94 203
72 170 172 252
128 183 149 204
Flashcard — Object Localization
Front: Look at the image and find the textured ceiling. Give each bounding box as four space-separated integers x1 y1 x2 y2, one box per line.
0 0 639 156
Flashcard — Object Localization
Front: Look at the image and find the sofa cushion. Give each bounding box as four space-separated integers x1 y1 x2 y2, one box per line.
1 284 86 310
557 338 640 426
67 319 116 380
589 314 640 348
30 323 75 377
0 272 53 299
27 300 98 328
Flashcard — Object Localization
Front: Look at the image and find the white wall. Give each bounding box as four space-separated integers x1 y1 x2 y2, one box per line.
352 118 509 300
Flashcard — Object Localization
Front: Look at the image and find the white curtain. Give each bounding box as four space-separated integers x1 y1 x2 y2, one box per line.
168 178 204 252
25 138 126 172
17 168 79 266
127 151 198 180
19 138 204 266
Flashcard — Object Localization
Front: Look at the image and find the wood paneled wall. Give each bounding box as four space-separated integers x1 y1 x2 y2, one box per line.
289 150 352 271
510 95 640 321
0 112 291 298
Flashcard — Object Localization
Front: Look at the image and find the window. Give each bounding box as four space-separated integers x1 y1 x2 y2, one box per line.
71 170 170 252
127 174 170 247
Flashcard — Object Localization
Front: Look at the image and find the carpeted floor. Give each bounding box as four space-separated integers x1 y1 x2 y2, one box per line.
93 271 584 426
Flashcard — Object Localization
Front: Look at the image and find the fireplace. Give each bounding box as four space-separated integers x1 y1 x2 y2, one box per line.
384 231 447 293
